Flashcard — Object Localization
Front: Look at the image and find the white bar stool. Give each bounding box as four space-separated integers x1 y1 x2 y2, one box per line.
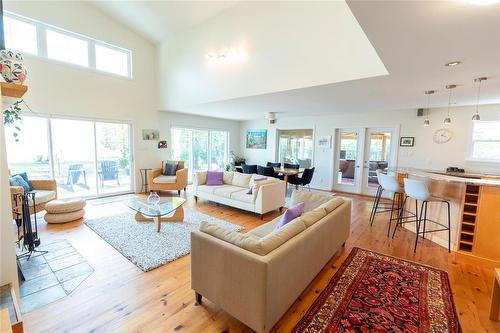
369 170 405 237
401 178 451 253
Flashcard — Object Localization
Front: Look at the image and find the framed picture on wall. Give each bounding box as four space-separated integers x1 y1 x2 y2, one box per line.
142 129 160 140
317 136 331 148
400 136 415 147
158 140 167 149
246 129 267 149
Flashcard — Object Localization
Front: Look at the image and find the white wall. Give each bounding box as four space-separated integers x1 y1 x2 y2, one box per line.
240 104 500 190
159 0 387 111
158 111 241 158
4 1 161 192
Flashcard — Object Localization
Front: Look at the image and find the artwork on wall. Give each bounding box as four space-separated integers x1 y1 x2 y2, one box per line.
246 129 267 149
142 129 160 140
317 135 331 148
400 136 415 147
158 140 167 149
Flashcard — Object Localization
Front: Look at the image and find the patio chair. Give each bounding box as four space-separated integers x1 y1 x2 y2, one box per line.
98 160 120 187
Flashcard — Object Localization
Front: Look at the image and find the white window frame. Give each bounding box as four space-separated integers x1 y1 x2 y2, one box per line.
4 11 133 79
468 120 500 163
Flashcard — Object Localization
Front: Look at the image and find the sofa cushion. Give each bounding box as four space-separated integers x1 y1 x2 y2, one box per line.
232 173 252 188
290 190 334 212
197 185 225 194
230 189 254 204
200 221 257 248
317 197 345 214
251 178 280 201
28 190 56 205
247 215 281 238
195 171 207 185
245 218 306 256
153 175 177 184
213 186 244 199
206 171 224 186
223 171 234 184
297 206 327 228
163 162 178 176
276 202 304 229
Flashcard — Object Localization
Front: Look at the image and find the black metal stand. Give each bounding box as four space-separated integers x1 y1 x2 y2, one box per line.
140 168 151 193
14 192 47 261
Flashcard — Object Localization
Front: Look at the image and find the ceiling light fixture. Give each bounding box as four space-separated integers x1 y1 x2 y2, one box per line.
265 112 277 124
423 90 435 127
445 61 461 67
469 0 499 5
472 77 487 121
206 48 244 63
444 84 456 125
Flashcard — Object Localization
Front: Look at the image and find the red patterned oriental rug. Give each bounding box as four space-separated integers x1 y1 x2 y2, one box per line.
292 247 460 333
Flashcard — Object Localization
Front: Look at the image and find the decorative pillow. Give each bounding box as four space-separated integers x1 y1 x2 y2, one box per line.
206 171 224 186
163 162 178 176
247 177 267 194
275 202 304 230
10 174 31 192
223 171 234 184
232 172 252 188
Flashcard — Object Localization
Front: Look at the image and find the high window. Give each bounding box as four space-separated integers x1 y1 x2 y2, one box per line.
470 121 500 162
277 129 314 168
170 127 229 181
3 11 132 78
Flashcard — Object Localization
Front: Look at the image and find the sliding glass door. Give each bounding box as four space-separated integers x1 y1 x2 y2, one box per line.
5 115 133 199
171 127 229 181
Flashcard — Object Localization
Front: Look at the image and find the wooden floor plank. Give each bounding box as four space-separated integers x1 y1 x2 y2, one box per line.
20 190 500 333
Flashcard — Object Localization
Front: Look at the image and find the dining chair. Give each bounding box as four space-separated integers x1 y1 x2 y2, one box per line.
242 164 257 174
288 167 315 191
257 165 276 177
266 162 281 168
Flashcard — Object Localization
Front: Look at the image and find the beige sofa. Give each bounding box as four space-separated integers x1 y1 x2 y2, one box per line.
191 191 351 333
193 171 286 217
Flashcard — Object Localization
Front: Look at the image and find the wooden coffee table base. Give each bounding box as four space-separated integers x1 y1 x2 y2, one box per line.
134 206 184 232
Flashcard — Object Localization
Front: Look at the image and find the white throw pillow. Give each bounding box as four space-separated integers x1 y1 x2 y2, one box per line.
223 171 234 184
232 173 252 188
194 171 207 185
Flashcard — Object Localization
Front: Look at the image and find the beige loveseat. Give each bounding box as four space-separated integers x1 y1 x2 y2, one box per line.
193 171 286 217
10 178 57 219
191 191 351 333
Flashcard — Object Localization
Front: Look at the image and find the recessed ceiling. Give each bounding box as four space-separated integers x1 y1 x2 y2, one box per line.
90 1 237 43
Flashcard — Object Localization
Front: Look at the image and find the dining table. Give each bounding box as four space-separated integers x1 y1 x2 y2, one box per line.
233 165 304 194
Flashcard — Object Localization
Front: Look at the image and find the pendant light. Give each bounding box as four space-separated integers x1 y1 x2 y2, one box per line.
472 77 487 121
423 90 435 126
444 84 456 125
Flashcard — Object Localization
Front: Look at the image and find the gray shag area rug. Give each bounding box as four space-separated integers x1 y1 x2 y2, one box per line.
84 208 243 271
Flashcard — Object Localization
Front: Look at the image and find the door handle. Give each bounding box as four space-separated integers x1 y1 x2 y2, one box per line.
356 165 360 168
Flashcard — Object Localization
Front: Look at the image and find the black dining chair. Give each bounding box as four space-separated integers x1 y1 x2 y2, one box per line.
266 162 281 168
289 167 315 191
257 165 276 177
242 164 258 174
284 163 299 170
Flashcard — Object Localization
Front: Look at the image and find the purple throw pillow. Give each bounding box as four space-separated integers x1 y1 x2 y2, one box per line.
275 202 304 229
247 177 267 194
206 171 224 186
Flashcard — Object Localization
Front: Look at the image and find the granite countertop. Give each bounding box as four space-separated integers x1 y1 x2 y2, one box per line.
398 168 500 187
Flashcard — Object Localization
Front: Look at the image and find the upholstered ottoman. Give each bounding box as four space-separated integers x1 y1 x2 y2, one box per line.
44 198 86 224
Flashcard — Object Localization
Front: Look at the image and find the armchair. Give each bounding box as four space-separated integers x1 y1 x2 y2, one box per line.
147 160 188 195
10 178 58 219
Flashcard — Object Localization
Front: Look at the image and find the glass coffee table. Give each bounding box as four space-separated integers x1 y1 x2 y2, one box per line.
126 197 186 232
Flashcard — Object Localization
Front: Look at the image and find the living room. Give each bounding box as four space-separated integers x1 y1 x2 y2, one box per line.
1 1 499 332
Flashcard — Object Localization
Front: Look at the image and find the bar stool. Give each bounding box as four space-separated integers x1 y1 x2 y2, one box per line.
369 170 405 237
402 178 451 253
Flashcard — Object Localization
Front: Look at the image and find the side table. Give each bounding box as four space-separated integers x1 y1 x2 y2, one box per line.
140 168 152 193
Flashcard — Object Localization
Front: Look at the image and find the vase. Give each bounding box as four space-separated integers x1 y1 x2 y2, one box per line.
0 50 27 84
147 191 160 205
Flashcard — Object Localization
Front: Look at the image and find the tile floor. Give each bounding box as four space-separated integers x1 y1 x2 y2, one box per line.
17 239 94 313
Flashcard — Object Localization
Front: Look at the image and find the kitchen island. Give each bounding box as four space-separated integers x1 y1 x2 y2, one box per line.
398 169 500 266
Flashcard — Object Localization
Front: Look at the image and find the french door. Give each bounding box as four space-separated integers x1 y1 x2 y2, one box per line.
170 127 229 181
333 127 398 196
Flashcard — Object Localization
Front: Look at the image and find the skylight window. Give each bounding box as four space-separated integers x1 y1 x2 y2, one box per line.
3 11 132 78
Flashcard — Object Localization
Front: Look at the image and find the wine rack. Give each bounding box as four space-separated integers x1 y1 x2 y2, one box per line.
458 184 480 252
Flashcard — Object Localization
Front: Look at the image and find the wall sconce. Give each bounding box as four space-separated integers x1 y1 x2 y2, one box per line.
206 48 244 63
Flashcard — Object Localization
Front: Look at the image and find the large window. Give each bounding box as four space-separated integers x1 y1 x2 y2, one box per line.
171 127 229 181
5 115 133 199
470 121 500 162
277 129 313 168
3 11 132 78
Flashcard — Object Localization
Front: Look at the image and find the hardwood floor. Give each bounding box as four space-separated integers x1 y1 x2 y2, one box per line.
22 190 500 333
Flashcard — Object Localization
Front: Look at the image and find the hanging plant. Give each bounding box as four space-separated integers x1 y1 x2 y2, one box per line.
3 99 23 142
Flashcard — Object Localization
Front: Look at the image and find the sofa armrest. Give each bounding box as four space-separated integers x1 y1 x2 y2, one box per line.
255 181 286 214
175 168 188 188
191 231 268 332
30 179 57 193
147 168 162 186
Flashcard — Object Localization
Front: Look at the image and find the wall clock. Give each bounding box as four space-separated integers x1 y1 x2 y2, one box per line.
433 128 453 144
